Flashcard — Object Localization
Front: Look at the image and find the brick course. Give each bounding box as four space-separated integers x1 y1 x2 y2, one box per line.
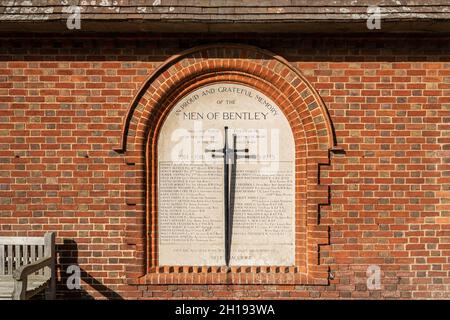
0 34 448 299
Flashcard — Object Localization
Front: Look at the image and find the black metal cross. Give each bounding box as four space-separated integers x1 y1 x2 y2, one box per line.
205 126 253 266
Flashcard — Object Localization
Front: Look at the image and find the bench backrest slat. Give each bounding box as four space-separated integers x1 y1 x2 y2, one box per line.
30 245 35 262
15 245 20 271
0 245 4 274
37 245 44 275
23 245 28 267
7 245 13 275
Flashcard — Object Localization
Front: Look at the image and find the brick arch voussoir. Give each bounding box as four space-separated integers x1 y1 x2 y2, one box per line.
137 73 308 166
134 66 324 161
117 48 335 157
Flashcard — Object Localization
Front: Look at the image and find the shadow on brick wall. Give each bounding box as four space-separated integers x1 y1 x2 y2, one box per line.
56 239 123 300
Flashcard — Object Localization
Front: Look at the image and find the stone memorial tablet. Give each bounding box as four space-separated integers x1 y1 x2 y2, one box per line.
158 83 295 266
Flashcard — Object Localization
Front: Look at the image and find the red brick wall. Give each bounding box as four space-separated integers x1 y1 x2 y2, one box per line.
0 34 448 299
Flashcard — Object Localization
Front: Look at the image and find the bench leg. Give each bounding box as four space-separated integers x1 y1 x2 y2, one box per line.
13 279 27 300
45 275 56 300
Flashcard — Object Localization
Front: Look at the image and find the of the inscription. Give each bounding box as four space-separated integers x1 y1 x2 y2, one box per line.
230 162 294 265
157 83 295 266
158 163 224 265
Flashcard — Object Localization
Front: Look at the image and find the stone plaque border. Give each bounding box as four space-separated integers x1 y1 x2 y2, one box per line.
115 44 342 286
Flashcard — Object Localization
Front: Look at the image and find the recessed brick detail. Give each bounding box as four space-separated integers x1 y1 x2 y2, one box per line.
116 44 338 285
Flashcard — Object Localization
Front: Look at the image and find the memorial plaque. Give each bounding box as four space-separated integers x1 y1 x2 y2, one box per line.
158 83 295 266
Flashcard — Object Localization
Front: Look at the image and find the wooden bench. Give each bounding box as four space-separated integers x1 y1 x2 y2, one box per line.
0 232 56 300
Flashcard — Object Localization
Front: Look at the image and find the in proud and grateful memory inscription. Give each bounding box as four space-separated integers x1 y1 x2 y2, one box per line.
158 83 295 266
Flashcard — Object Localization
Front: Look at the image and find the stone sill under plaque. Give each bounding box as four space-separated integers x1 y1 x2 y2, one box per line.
126 266 328 285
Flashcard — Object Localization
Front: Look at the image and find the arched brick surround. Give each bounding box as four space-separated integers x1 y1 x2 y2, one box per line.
115 44 340 285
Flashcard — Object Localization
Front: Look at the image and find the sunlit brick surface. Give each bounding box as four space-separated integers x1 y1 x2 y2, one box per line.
0 35 448 299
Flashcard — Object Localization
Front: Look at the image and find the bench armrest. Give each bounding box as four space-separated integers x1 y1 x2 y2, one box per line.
13 256 53 281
